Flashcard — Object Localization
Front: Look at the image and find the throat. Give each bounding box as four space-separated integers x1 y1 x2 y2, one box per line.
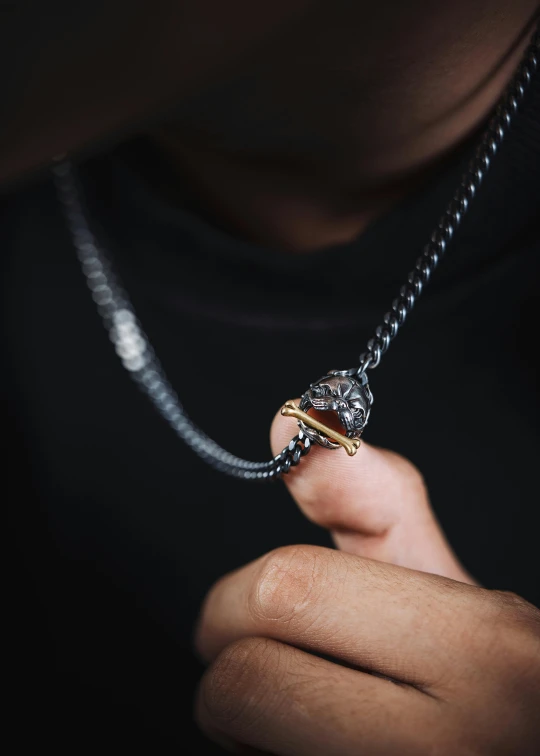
146 129 460 254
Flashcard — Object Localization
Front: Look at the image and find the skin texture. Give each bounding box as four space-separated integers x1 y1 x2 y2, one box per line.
192 410 540 754
195 550 540 755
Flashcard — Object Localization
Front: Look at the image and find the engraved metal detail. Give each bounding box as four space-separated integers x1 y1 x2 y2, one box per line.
297 369 373 450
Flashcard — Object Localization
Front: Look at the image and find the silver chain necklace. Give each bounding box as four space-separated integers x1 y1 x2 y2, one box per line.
53 27 539 481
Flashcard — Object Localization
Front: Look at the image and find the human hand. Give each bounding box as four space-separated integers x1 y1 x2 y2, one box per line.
195 544 540 754
270 402 475 583
194 406 540 753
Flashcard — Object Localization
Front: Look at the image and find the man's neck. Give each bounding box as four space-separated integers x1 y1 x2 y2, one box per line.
150 5 539 253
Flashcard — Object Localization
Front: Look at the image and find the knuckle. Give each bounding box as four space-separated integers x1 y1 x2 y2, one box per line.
199 637 281 729
248 545 327 625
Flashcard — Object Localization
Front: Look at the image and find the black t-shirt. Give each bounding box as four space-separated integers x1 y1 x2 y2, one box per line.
3 73 540 752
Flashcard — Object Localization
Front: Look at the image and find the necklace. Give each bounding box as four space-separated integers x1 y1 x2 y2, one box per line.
53 27 539 482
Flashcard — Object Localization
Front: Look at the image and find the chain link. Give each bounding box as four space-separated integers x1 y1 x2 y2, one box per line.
357 25 539 374
53 161 311 480
54 23 539 480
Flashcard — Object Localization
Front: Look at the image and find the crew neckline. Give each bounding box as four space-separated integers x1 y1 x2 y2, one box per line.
75 71 540 331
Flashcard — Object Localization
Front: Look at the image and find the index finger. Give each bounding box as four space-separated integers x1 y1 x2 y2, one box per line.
195 544 489 691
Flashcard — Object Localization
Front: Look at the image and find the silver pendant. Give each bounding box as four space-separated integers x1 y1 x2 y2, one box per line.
281 369 373 456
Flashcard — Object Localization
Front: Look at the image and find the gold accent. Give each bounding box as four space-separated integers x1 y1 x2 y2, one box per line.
280 400 361 457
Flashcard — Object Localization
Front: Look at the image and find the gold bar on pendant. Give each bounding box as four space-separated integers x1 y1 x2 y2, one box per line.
280 400 361 456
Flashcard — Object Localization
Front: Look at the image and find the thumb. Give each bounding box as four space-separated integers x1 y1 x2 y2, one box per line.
271 402 475 584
